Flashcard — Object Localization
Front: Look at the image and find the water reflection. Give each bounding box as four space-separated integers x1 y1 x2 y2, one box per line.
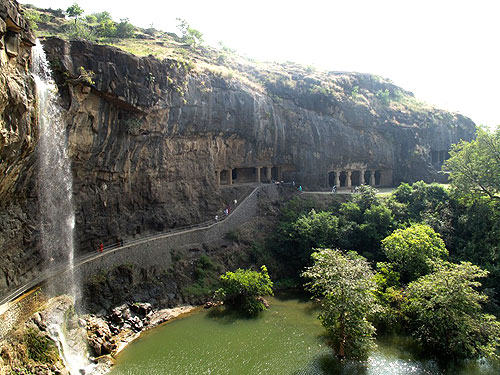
110 292 499 375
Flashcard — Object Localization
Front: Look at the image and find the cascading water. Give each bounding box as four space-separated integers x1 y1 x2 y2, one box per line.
32 40 94 375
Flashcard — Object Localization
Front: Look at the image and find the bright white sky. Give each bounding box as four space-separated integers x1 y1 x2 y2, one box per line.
21 0 499 128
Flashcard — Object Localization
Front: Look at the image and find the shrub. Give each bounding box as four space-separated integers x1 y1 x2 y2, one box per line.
215 265 273 315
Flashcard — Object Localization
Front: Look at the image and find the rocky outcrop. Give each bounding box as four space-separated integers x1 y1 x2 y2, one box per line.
0 0 40 300
85 303 195 358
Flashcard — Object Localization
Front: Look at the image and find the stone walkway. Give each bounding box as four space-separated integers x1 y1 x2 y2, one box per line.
0 184 277 307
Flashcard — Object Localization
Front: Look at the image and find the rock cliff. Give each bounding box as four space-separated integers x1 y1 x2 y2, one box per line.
0 0 476 300
0 0 38 294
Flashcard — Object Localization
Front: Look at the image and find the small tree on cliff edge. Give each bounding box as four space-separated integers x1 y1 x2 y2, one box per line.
176 18 204 49
215 265 273 315
66 3 84 23
302 248 379 359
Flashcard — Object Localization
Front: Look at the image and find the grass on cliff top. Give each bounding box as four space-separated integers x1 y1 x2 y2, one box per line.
23 4 434 117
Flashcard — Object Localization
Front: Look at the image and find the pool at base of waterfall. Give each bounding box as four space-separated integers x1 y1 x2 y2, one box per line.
109 291 499 375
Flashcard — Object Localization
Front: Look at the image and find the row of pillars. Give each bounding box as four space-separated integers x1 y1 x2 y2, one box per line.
254 166 273 183
329 169 379 188
216 166 279 186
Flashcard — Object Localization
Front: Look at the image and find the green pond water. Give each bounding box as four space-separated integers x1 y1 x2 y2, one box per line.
109 292 499 375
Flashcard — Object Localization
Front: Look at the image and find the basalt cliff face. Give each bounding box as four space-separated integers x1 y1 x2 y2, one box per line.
0 0 475 299
0 0 37 294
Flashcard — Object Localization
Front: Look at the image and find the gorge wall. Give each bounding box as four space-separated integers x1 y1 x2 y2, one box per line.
0 0 476 300
0 0 38 296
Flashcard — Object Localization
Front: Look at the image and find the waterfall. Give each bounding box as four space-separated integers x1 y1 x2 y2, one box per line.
32 40 76 297
32 40 93 375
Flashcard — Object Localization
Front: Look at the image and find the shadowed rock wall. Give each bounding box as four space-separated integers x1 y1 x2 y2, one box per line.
0 0 39 295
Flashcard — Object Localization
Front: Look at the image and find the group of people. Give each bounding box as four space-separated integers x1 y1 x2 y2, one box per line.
330 185 361 193
215 199 237 222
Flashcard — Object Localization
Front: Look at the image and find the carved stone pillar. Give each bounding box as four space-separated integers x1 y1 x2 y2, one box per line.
228 169 233 185
335 171 340 187
216 170 221 186
255 167 261 182
360 170 365 185
370 170 375 186
347 171 352 188
266 166 272 182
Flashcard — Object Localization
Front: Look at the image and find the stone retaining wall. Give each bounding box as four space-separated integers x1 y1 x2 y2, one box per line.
52 184 275 296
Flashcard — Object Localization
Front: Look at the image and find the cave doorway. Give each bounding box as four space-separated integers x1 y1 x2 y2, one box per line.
328 171 335 187
375 170 381 186
351 171 361 186
339 171 347 187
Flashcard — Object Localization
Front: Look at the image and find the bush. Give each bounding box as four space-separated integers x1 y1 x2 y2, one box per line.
215 265 273 315
115 18 135 38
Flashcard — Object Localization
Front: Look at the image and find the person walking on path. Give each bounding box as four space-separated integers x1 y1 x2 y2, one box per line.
215 214 219 222
99 243 104 253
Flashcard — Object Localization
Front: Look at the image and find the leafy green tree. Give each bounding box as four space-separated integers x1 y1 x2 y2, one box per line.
66 21 95 41
404 261 500 360
358 204 394 257
96 18 116 38
93 11 112 23
291 209 339 253
24 9 41 30
176 18 204 48
66 3 84 22
351 184 380 212
391 181 450 223
445 126 500 203
381 224 448 282
303 249 379 359
215 266 273 315
115 18 135 38
373 262 404 327
84 14 97 24
339 201 362 224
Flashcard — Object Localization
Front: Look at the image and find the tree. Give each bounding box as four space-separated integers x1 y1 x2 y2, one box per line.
66 3 84 22
291 209 339 254
381 224 448 282
176 18 204 48
351 184 380 212
115 18 135 38
404 261 500 360
445 126 500 203
215 266 273 315
391 181 450 223
302 249 379 359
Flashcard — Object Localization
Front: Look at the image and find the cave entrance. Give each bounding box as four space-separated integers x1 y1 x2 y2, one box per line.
233 167 256 183
339 171 347 187
375 170 381 186
351 171 361 186
328 171 335 187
